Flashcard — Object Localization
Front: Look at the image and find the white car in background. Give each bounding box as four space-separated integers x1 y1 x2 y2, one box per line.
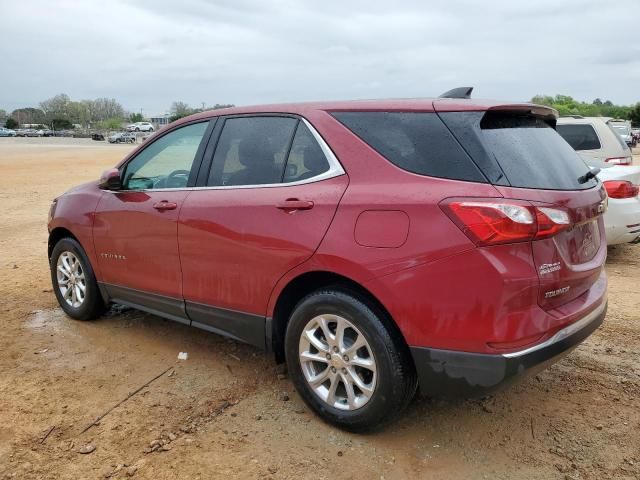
609 120 636 147
556 116 633 165
556 117 640 245
126 121 154 132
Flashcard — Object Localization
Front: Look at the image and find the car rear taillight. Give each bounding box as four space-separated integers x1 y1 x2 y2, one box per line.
442 199 571 246
603 180 639 199
605 156 632 165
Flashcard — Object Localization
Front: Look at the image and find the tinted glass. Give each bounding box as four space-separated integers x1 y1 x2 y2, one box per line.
122 122 208 190
332 112 485 182
283 123 330 182
556 124 601 150
478 113 596 190
208 117 297 186
608 124 632 151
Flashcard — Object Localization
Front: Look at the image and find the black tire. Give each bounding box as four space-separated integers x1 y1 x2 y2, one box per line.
50 237 106 320
285 289 417 432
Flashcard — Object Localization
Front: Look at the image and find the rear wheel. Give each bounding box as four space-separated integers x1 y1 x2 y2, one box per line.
285 289 417 431
50 238 105 320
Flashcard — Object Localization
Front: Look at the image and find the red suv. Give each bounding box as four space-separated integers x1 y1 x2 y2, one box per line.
48 90 608 430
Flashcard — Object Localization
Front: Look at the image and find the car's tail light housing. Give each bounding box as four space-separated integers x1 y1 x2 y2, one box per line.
605 156 632 165
441 198 571 246
603 180 639 199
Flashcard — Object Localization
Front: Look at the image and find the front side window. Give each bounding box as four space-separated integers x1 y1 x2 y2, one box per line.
208 116 298 186
556 124 602 150
122 122 209 190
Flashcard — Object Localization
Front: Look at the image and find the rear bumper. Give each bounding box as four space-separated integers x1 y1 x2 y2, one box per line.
410 299 607 397
604 197 640 245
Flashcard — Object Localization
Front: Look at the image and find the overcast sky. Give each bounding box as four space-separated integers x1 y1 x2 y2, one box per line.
1 0 638 115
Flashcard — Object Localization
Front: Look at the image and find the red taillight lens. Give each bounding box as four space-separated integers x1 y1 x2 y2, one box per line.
603 180 639 199
605 156 632 165
442 199 571 246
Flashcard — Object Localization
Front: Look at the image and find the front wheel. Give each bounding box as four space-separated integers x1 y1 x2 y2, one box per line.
50 238 105 320
285 289 417 431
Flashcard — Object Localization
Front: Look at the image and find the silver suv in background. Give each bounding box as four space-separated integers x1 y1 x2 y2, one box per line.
609 119 636 147
557 116 640 246
556 116 633 166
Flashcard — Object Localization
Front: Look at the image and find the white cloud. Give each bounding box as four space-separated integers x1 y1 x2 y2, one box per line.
0 0 638 114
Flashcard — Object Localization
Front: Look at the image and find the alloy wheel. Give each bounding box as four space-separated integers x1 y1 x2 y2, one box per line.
298 314 377 410
56 251 86 308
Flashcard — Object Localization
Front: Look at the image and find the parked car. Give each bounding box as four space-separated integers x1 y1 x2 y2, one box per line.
48 90 608 430
92 133 105 141
631 128 640 145
126 122 154 132
108 132 136 144
590 160 640 244
609 120 636 147
0 127 16 137
556 116 633 165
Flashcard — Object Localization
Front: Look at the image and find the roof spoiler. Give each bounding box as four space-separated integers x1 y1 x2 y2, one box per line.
438 87 473 99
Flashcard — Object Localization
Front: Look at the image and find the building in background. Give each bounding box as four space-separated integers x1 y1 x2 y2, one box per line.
149 114 171 129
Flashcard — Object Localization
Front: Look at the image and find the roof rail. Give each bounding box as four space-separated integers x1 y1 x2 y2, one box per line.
561 115 584 119
438 87 473 99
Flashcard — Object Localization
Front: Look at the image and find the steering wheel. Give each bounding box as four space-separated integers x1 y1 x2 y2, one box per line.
165 169 191 188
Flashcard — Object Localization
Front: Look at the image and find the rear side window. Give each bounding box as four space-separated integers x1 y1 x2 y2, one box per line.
283 123 330 182
556 124 601 150
331 112 485 182
208 116 297 186
608 124 632 152
440 111 596 191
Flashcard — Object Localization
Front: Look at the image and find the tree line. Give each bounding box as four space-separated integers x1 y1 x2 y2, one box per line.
531 95 640 125
0 95 234 130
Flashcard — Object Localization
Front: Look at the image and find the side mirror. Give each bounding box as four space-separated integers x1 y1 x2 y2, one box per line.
99 168 122 190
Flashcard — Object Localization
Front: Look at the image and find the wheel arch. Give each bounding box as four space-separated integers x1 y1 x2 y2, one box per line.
48 227 81 259
270 270 410 364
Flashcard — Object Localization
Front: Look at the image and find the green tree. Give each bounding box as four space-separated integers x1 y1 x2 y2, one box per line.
628 103 640 126
51 118 73 130
129 112 144 122
10 107 46 125
96 118 124 130
169 101 194 121
5 118 18 129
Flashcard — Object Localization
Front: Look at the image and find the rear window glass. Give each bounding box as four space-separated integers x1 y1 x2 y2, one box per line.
556 124 601 150
331 112 485 182
608 124 631 152
478 113 596 190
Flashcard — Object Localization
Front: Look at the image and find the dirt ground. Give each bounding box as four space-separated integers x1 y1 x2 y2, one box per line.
0 138 638 480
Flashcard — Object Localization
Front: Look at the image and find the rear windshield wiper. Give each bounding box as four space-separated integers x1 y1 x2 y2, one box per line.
578 167 600 184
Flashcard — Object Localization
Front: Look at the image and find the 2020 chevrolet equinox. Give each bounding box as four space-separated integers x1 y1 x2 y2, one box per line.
49 89 608 431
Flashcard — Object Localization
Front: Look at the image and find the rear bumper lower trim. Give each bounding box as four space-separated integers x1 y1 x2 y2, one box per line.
410 299 607 397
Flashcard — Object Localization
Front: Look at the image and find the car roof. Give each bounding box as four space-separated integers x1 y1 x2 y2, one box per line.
170 98 556 126
557 116 610 125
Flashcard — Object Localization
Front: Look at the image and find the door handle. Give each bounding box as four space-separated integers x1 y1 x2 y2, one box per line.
153 201 178 211
276 199 314 211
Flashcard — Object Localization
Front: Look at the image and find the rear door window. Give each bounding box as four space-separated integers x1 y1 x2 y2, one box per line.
556 124 601 150
283 123 330 182
332 112 486 182
207 116 298 186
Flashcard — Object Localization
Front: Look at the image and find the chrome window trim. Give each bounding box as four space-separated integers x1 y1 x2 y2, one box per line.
110 117 345 193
